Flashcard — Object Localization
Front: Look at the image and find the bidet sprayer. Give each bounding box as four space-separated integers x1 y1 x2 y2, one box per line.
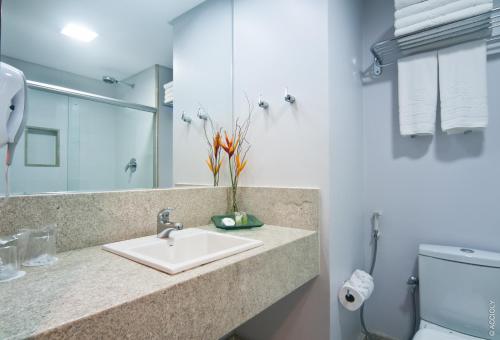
371 212 382 239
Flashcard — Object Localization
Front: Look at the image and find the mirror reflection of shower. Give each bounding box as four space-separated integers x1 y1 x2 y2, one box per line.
102 76 135 88
125 158 137 184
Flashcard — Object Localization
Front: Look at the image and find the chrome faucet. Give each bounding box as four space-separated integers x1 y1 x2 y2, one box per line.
157 208 183 239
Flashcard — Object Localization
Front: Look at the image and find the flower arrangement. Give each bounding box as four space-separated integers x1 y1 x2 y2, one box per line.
205 130 223 186
203 101 252 213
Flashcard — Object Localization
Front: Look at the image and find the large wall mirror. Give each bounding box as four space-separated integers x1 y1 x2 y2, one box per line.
0 0 233 195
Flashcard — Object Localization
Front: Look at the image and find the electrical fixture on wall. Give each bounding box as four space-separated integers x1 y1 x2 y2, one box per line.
284 87 296 104
61 23 98 42
258 94 269 109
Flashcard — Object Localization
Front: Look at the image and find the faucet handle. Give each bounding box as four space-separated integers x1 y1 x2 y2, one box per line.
158 208 174 224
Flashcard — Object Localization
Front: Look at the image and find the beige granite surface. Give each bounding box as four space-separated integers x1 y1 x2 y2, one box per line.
0 187 228 252
0 187 319 253
0 225 319 340
237 187 320 231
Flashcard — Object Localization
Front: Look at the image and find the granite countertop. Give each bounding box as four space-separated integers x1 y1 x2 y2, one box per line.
0 225 318 340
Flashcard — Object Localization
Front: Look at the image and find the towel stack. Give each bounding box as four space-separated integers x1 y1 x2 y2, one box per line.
395 0 492 136
164 82 173 105
395 0 493 36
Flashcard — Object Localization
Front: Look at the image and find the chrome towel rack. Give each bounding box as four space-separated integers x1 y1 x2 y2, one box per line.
371 7 500 76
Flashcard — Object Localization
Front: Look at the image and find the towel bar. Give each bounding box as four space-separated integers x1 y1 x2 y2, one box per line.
371 7 499 77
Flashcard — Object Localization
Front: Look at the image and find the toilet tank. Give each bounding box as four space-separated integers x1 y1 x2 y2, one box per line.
419 244 500 340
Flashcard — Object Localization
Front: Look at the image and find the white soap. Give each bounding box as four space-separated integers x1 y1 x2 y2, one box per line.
222 217 235 226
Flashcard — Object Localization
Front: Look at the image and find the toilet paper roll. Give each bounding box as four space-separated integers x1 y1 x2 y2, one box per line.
338 270 374 312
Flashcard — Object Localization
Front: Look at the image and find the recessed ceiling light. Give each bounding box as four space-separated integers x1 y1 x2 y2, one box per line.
61 23 98 42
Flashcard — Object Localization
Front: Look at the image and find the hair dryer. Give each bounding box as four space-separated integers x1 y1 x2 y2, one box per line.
0 62 27 166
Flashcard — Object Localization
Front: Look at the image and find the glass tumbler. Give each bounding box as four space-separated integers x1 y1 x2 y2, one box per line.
0 245 25 282
23 224 58 267
13 229 30 265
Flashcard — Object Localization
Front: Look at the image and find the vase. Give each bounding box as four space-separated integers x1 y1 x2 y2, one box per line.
231 185 239 213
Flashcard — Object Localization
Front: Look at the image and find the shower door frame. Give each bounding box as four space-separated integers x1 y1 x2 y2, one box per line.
27 80 160 189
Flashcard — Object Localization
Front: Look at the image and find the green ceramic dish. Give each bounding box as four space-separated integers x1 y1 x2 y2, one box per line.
211 214 264 230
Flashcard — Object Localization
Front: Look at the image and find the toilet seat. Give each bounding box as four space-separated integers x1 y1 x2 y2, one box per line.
413 320 485 340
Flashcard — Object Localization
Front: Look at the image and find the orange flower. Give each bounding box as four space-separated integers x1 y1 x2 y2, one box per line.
235 153 247 177
206 157 222 175
213 132 221 156
221 132 240 158
206 157 214 173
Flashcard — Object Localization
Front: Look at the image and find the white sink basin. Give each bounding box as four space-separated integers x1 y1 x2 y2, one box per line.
102 228 263 274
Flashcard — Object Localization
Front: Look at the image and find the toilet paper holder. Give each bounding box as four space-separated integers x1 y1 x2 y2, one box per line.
345 290 355 303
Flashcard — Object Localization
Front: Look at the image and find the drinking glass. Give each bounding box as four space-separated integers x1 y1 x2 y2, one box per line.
13 229 30 264
0 245 25 282
23 224 58 267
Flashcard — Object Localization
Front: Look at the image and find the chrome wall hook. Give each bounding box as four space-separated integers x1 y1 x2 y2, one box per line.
284 87 296 104
181 111 192 124
258 94 269 109
197 107 208 121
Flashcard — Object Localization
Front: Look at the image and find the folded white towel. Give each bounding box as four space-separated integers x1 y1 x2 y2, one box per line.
398 51 438 136
395 0 427 10
395 0 491 20
438 40 488 134
164 96 173 105
164 82 174 104
395 0 493 36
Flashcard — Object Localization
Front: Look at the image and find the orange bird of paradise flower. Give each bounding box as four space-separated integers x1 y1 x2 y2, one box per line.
206 156 222 176
207 132 223 175
221 132 239 158
213 132 221 156
235 153 247 177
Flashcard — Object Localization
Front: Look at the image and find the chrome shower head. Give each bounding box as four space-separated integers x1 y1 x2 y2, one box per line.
102 75 118 84
102 75 134 88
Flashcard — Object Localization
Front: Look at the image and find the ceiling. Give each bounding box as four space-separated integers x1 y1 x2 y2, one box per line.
1 0 206 80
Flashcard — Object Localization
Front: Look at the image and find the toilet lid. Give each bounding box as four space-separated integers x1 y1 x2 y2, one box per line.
414 321 485 340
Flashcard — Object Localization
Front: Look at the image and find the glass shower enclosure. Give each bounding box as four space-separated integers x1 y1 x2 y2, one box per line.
0 82 156 195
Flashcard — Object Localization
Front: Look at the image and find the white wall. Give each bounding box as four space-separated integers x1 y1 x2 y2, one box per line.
116 66 156 107
361 1 500 339
171 1 368 338
232 0 330 339
172 0 233 186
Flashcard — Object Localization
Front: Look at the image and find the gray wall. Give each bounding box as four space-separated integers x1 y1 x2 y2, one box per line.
329 0 365 339
361 1 500 339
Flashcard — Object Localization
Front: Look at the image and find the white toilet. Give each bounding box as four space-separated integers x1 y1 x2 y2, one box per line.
414 244 500 340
